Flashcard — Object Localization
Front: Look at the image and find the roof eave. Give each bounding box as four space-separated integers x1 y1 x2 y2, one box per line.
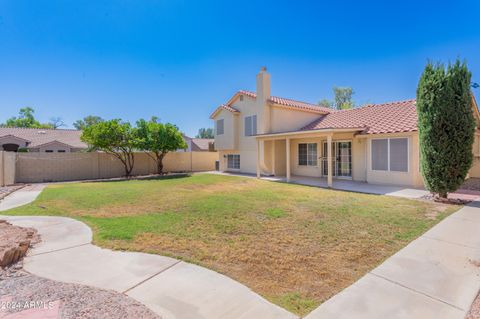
256 127 365 139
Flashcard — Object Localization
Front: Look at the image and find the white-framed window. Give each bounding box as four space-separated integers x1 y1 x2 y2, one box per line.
298 143 317 166
216 119 224 135
244 115 257 136
371 138 408 172
227 154 240 169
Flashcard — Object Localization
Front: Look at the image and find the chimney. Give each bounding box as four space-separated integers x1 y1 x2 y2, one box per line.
256 67 271 134
256 66 271 103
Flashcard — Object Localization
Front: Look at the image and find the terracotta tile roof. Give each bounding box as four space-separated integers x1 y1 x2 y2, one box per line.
0 127 87 148
269 95 333 114
209 104 240 118
301 99 417 135
238 90 332 114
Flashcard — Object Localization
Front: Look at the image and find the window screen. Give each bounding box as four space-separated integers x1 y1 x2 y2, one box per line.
216 119 224 135
389 138 408 172
298 143 317 166
227 154 240 169
372 139 388 171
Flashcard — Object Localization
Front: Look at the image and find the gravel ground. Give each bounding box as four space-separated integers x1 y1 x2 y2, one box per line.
0 222 160 319
466 292 480 319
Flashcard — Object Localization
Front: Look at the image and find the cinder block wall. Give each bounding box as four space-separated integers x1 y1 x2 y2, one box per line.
14 152 219 183
0 151 16 186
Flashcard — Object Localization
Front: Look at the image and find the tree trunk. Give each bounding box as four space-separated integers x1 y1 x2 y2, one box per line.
156 152 166 174
439 192 448 199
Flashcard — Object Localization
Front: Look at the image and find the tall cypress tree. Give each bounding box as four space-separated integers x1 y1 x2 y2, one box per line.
416 60 476 198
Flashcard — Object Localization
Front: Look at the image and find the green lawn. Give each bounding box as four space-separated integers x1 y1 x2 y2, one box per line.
3 174 459 316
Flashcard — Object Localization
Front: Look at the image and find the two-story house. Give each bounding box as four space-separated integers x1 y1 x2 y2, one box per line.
210 68 480 188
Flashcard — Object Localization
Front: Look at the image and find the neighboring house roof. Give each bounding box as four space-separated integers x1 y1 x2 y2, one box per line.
0 127 87 148
301 99 418 135
191 138 214 151
210 90 332 118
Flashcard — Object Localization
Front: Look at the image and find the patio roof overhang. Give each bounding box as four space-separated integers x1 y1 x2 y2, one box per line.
255 127 365 140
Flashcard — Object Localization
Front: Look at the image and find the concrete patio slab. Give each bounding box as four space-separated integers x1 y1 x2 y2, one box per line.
127 261 297 319
371 236 480 310
305 273 465 319
207 171 430 199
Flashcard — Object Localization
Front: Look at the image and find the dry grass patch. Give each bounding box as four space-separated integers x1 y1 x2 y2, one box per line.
4 174 459 316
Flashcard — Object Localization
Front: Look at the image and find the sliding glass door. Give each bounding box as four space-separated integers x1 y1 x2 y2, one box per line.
322 141 352 178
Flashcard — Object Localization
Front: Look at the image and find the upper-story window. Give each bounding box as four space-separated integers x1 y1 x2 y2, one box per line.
216 119 224 135
244 115 257 136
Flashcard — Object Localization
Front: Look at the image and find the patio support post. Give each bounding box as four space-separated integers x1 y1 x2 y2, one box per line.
327 134 333 187
271 140 276 176
286 138 291 182
256 139 261 178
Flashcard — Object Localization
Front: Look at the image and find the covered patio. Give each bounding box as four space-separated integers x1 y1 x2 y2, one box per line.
255 128 365 188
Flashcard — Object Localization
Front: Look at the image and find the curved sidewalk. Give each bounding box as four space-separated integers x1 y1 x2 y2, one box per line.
0 185 297 319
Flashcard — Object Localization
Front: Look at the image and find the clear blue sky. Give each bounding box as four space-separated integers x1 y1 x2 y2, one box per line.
1 0 479 137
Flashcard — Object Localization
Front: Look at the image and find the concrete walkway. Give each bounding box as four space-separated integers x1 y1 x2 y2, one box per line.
0 186 297 319
305 200 480 319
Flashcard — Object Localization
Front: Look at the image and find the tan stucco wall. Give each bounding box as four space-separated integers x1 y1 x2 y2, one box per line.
0 152 16 186
362 132 423 187
14 152 218 183
213 109 237 150
270 107 321 133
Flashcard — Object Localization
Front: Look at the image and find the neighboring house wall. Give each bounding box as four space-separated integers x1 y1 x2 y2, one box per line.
0 136 29 151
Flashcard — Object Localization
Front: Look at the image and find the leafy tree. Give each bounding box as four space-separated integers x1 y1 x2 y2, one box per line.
49 117 66 129
2 107 53 128
417 60 476 198
73 115 104 130
333 87 354 110
195 128 214 139
136 117 187 174
318 87 355 110
318 99 333 108
81 119 138 177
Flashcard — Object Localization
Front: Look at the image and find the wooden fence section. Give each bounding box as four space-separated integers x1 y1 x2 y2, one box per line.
12 151 218 183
